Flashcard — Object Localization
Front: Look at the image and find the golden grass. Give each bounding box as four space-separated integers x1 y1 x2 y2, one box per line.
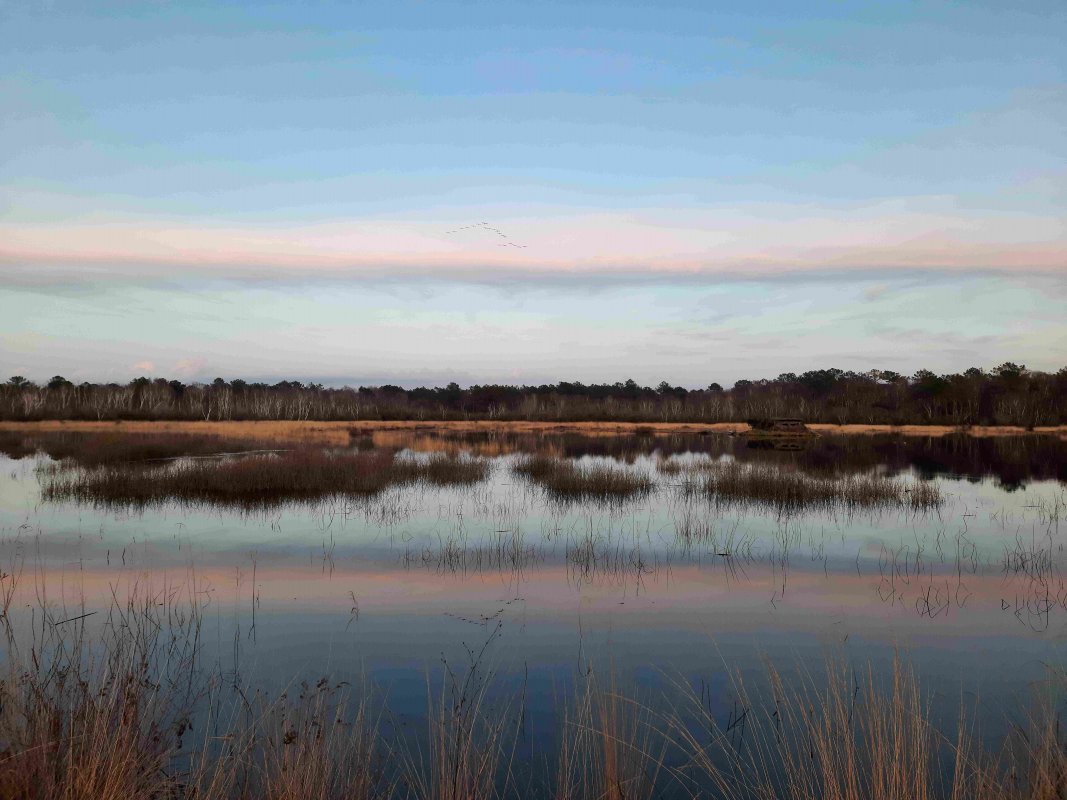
663 656 1067 800
554 676 665 800
3 419 1064 446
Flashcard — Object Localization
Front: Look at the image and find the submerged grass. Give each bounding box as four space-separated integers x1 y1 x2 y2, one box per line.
512 456 653 503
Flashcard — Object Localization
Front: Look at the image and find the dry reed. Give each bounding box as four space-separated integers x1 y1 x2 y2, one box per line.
38 449 489 509
693 460 943 513
661 656 1067 800
512 456 653 503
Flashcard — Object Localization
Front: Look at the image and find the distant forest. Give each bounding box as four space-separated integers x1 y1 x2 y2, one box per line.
1 363 1065 426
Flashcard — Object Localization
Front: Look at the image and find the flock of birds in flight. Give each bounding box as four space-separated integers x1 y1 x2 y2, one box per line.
445 221 528 249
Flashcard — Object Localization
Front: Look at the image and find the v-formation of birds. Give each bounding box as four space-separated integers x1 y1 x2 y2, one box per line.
445 221 528 249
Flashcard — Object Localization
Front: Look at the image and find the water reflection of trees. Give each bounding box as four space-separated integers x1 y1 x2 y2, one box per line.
377 430 1067 489
3 427 1065 490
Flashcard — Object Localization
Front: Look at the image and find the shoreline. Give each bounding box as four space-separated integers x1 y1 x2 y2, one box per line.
1 418 1065 443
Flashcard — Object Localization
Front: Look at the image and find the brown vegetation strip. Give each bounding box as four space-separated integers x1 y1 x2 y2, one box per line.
3 418 1065 445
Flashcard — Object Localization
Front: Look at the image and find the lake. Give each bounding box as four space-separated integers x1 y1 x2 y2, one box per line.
2 425 1065 796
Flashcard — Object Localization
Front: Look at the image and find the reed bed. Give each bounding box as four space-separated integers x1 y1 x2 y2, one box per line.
38 449 489 509
690 460 943 513
418 452 492 486
512 456 653 503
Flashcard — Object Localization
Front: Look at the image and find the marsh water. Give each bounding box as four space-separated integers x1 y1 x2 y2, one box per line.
2 427 1067 781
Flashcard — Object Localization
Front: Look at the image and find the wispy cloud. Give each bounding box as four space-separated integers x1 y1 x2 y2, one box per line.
1 198 1063 288
172 357 208 377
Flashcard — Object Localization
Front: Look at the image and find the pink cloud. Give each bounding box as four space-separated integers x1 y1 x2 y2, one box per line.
131 360 155 372
0 199 1062 284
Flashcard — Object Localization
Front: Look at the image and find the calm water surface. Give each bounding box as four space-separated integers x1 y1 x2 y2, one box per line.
2 429 1066 762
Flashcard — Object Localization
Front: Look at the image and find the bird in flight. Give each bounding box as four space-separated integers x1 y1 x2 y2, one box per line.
445 221 527 249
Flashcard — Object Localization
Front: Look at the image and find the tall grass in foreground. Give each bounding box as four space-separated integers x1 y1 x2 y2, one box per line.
554 676 665 800
663 657 1067 800
0 578 205 799
3 573 1067 799
190 679 387 800
512 456 653 503
676 459 943 513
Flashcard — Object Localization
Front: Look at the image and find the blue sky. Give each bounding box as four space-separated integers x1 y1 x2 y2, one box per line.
1 0 1064 385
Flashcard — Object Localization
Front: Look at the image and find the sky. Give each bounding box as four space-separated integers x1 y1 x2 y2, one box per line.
1 0 1065 387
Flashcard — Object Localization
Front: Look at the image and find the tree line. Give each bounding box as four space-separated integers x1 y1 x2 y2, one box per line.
1 363 1064 425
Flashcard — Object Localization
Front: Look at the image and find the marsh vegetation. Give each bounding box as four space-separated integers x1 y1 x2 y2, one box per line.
512 455 654 503
22 428 954 516
39 448 488 510
677 458 944 513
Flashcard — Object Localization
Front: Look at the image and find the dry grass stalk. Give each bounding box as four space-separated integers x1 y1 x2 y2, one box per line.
554 676 665 800
662 656 1067 800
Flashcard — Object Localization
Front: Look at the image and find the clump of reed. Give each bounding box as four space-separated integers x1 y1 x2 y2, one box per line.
0 648 186 798
512 456 653 503
417 452 491 486
906 478 943 510
398 625 518 800
554 675 665 800
0 584 395 800
39 449 490 510
690 460 942 513
654 456 686 476
193 677 388 800
0 580 205 799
